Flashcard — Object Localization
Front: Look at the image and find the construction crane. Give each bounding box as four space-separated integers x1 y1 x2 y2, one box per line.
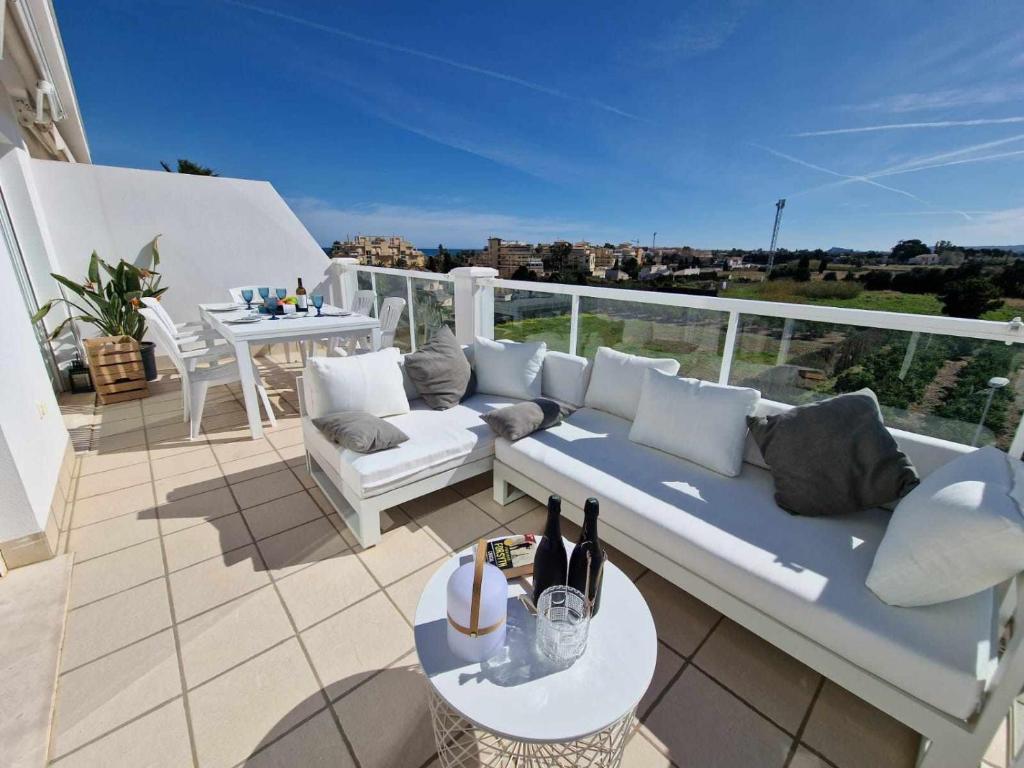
766 198 786 276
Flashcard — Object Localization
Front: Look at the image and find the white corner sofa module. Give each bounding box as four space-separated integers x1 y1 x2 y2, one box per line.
296 348 592 548
493 400 1024 768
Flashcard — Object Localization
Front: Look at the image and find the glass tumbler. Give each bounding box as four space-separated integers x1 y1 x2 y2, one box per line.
535 585 590 664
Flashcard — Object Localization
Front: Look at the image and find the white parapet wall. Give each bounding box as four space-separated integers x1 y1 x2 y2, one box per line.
27 160 334 328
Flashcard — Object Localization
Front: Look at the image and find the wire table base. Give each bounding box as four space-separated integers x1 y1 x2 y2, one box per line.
428 686 635 767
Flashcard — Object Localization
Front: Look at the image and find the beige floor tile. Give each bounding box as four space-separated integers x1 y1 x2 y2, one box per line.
331 656 434 768
142 408 188 428
168 544 270 620
67 512 160 561
163 512 254 571
278 441 307 465
75 461 152 500
503 504 548 536
68 539 166 608
303 592 414 700
644 666 792 768
985 717 1009 768
638 642 686 718
51 629 182 759
222 451 291 485
385 558 446 624
291 463 318 489
233 468 304 511
97 416 144 438
79 446 149 476
257 518 349 579
266 425 304 450
357 524 448 585
623 725 676 767
789 746 833 767
70 483 156 528
143 394 187 414
178 585 294 688
245 707 355 768
156 486 239 534
61 578 172 671
802 681 919 768
278 553 380 630
451 472 494 498
695 619 820 733
93 428 147 454
209 433 276 463
467 487 540 525
188 638 323 768
50 697 192 768
636 572 721 657
401 487 462 518
242 488 323 540
150 445 217 480
417 498 503 552
146 436 208 462
146 420 197 447
154 463 226 505
97 401 142 422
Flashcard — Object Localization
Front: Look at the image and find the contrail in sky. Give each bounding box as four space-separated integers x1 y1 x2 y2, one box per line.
794 116 1024 136
223 0 647 122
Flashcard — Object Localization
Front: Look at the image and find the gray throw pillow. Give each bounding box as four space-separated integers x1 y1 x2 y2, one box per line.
403 326 473 410
482 398 570 441
746 389 918 517
313 411 409 453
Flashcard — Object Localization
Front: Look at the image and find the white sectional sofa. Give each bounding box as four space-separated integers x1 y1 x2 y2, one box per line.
299 343 1024 767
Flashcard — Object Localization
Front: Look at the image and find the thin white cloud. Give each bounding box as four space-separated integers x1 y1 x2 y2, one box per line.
850 83 1024 113
288 198 596 247
875 148 1024 177
222 0 646 122
794 116 1024 137
650 0 754 56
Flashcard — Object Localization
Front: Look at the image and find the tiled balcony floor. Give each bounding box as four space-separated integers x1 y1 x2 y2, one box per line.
48 351 1003 768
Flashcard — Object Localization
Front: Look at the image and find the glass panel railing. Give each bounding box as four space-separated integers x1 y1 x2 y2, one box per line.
411 276 455 345
577 297 727 382
728 315 1024 449
373 273 412 352
493 288 573 352
357 270 373 293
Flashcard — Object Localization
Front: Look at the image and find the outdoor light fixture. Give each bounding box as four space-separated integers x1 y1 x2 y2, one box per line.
973 376 1010 446
68 357 93 394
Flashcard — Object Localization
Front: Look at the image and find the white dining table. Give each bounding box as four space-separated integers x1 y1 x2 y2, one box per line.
198 303 382 439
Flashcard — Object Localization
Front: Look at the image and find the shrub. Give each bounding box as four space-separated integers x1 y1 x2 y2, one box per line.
860 270 893 290
939 277 1004 318
823 271 837 281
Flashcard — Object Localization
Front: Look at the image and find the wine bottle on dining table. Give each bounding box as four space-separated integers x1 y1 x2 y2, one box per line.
295 277 308 311
532 495 568 605
568 497 606 616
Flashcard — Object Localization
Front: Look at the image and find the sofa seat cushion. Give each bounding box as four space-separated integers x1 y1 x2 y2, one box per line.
496 407 998 720
305 394 522 497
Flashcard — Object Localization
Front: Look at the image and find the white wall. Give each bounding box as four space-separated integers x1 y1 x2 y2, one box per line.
29 161 333 329
0 217 67 541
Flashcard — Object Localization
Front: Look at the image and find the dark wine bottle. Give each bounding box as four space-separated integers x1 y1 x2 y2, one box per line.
567 497 606 616
532 495 568 604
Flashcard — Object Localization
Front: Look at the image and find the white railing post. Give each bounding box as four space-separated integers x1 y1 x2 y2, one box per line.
406 276 417 351
718 311 740 385
777 317 795 365
451 267 498 345
569 294 580 356
325 257 359 310
369 272 379 317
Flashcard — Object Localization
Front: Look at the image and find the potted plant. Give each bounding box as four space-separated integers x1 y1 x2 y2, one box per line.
32 236 167 381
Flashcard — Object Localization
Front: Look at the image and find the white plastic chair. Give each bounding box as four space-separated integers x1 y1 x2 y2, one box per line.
141 297 207 340
334 296 406 356
351 290 375 316
141 308 277 439
227 286 296 362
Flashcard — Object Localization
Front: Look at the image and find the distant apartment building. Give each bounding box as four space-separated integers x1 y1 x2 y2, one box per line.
480 237 546 277
330 235 425 268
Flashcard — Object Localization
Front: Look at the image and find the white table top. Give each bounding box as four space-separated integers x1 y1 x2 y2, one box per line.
414 539 657 744
198 303 379 342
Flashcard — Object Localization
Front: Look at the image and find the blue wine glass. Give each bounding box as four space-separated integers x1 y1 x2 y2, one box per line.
241 289 254 310
265 295 279 319
257 287 270 312
311 294 324 317
276 288 287 301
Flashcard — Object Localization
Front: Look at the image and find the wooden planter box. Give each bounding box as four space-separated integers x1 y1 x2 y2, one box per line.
83 335 149 405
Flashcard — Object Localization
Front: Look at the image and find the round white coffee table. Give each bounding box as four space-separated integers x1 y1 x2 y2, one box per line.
414 539 657 767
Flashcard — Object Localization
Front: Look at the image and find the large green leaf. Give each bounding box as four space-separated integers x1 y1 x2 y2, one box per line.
150 235 161 269
51 273 88 298
87 252 100 285
31 299 55 323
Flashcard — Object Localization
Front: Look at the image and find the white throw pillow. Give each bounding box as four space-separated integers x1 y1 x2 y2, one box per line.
473 337 545 400
304 348 410 419
584 346 680 420
866 446 1024 607
541 351 591 407
629 370 760 476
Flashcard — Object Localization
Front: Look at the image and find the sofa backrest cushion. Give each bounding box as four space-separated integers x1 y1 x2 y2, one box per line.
584 346 680 420
474 337 546 400
541 351 591 407
630 371 760 477
304 348 410 420
743 397 975 479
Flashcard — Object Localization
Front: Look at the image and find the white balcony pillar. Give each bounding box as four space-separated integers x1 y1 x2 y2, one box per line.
325 258 359 310
451 266 497 345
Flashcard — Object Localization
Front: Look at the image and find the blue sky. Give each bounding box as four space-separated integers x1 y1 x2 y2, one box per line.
57 0 1024 250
